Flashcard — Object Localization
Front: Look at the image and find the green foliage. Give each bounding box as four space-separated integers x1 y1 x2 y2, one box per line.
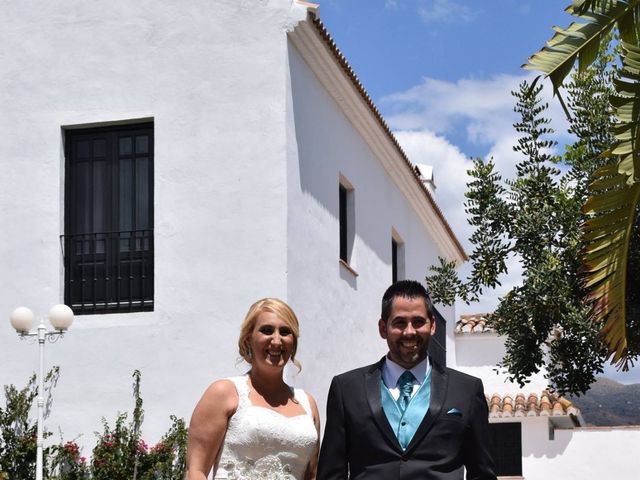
0 368 58 480
85 370 187 480
426 53 627 394
463 158 511 301
525 0 640 367
89 370 145 480
1 371 187 480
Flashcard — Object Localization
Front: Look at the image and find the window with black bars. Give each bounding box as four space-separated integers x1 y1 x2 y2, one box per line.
488 422 523 477
61 122 154 314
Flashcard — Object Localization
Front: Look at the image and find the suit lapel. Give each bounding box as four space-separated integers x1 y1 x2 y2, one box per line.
365 358 402 451
404 359 448 455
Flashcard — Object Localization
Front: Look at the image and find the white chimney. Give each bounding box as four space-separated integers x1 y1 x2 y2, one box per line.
414 163 436 196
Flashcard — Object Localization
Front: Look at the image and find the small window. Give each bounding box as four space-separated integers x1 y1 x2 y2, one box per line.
392 239 398 282
339 184 348 262
391 229 405 282
62 122 154 314
339 175 355 266
489 423 522 477
428 306 447 367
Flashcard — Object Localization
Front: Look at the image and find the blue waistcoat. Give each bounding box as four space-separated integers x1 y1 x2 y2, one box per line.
380 369 432 450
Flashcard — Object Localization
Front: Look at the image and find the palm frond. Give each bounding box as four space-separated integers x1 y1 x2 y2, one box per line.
583 164 640 366
524 1 639 91
583 29 640 367
608 40 640 181
526 1 640 366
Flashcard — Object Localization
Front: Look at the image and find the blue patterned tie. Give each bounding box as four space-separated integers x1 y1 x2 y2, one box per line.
397 370 416 413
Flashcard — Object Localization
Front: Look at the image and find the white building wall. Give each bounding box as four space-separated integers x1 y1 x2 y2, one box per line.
521 424 640 479
285 43 454 417
454 335 549 394
0 0 307 446
543 426 640 479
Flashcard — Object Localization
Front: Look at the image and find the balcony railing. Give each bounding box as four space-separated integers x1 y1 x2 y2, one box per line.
60 230 154 314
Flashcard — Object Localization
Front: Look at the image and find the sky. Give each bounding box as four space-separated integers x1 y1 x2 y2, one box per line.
315 0 640 385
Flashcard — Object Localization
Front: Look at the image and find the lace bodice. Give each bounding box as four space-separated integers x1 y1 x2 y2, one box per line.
213 376 318 480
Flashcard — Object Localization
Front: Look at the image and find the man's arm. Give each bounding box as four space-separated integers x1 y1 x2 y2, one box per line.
317 376 349 480
463 379 497 480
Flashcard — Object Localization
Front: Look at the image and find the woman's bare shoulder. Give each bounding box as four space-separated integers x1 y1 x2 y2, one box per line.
197 378 239 415
306 392 319 415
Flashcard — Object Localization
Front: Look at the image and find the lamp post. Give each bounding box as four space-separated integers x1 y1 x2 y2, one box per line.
9 304 74 480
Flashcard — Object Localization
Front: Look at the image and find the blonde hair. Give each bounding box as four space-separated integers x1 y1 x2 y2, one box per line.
238 298 302 371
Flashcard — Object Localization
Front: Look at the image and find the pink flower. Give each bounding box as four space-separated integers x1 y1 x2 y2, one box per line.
137 439 149 453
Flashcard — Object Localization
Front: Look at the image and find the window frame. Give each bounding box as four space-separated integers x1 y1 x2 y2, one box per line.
338 174 355 269
62 121 154 314
391 228 405 283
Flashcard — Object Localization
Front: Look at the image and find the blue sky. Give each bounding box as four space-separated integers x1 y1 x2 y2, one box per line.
318 0 571 155
316 0 640 384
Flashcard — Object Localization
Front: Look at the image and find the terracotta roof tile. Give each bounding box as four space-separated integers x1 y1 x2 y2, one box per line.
456 313 495 334
487 390 582 420
306 13 467 262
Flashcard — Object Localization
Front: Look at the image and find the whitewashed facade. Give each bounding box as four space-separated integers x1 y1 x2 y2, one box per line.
0 0 464 449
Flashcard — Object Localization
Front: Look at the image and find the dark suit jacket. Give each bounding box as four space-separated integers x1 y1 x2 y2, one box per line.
317 358 497 480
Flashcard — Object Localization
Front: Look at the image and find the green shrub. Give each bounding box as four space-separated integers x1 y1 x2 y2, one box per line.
0 368 58 480
1 370 187 480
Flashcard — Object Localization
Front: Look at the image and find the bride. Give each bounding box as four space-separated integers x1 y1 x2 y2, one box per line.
185 298 320 480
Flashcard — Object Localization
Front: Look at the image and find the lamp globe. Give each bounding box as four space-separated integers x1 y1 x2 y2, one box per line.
49 304 74 331
10 307 34 333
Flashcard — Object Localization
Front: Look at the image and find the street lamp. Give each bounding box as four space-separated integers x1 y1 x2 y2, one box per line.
9 304 74 480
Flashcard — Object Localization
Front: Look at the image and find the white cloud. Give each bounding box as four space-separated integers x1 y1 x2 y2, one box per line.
393 129 472 242
385 73 572 314
382 74 568 142
418 0 475 24
384 0 399 9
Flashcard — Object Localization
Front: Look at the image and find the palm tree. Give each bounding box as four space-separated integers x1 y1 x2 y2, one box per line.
524 0 640 367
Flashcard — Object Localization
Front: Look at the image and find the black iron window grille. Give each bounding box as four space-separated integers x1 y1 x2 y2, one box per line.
62 123 154 314
489 422 523 476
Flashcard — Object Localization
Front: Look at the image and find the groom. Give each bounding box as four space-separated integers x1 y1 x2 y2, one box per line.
317 280 496 479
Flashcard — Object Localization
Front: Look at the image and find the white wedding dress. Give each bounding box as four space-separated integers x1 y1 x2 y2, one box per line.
213 376 318 480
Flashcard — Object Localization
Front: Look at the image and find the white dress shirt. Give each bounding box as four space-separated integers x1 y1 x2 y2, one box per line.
381 355 431 401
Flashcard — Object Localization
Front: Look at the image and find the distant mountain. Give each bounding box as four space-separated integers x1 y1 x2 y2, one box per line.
568 377 640 426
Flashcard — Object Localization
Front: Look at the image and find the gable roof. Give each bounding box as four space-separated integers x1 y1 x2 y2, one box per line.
289 4 467 264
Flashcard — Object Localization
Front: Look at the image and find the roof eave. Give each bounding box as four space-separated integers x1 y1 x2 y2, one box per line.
288 12 467 265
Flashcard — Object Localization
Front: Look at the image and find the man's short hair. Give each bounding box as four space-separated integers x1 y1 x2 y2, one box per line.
380 280 436 322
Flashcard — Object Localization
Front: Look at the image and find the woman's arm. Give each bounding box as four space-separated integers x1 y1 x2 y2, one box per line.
185 380 238 480
304 393 321 480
